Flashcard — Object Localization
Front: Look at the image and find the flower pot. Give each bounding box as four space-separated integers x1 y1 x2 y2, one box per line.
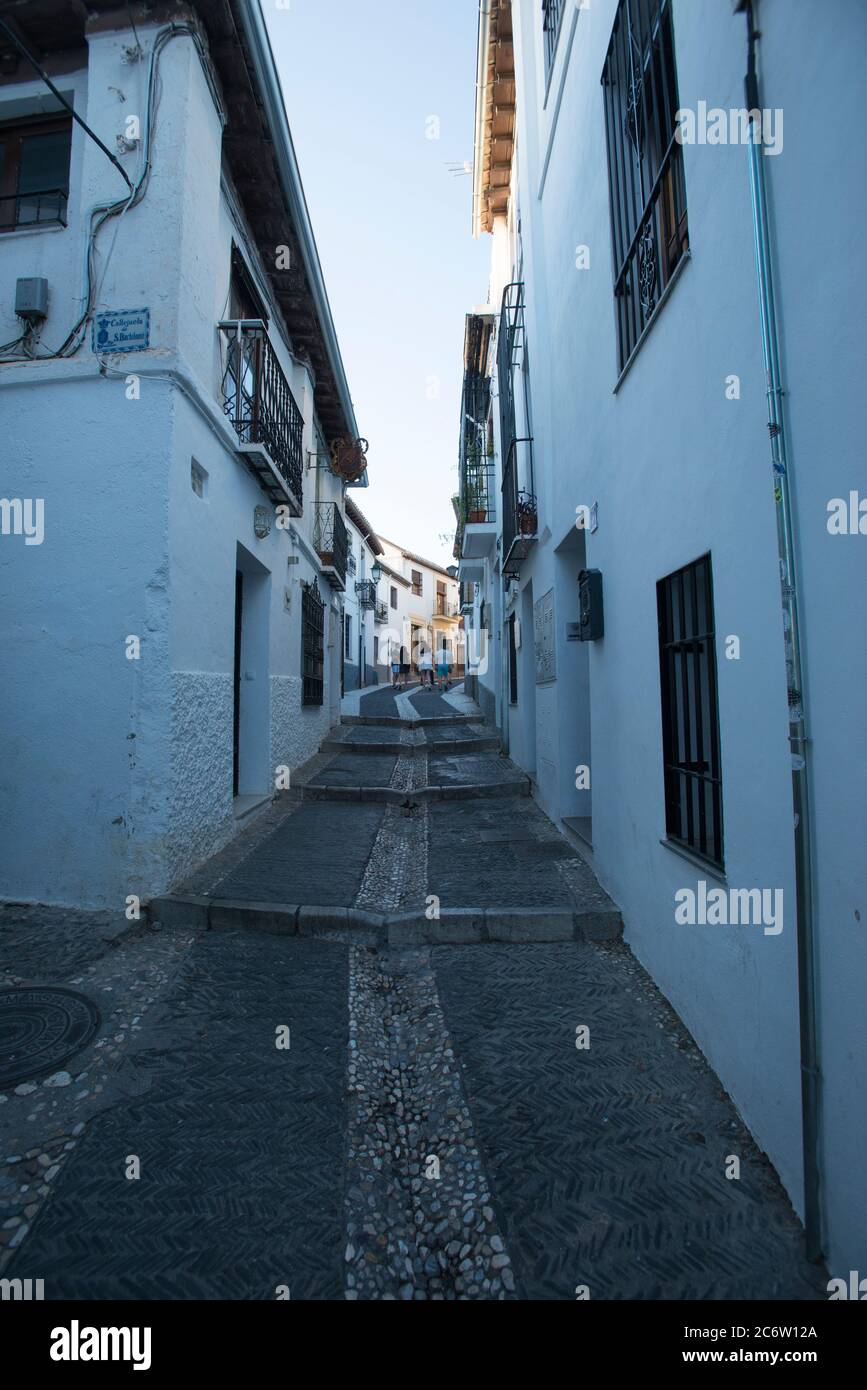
319 552 334 567
468 509 486 524
518 513 537 536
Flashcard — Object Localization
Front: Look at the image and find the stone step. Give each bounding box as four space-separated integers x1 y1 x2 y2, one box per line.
299 778 530 804
146 895 623 947
320 736 501 757
341 714 478 729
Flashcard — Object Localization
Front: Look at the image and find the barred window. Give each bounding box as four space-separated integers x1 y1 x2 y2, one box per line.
542 1 566 84
601 0 688 373
302 579 325 706
657 555 723 868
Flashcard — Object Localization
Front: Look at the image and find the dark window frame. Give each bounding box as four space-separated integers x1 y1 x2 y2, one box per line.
301 579 325 706
657 553 724 869
0 113 72 232
411 568 423 596
390 585 398 610
601 0 688 375
542 1 566 86
508 613 519 705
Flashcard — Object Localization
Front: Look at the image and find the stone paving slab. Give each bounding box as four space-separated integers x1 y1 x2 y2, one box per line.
206 802 386 907
7 932 348 1299
309 752 399 788
427 797 614 913
434 941 827 1301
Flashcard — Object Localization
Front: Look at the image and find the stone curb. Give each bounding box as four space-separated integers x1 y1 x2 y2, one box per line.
147 899 623 946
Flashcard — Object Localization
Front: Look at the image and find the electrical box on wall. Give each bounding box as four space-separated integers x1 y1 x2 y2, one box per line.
15 277 49 322
578 569 604 641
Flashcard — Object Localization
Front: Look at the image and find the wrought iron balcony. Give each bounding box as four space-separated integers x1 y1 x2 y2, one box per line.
435 595 460 618
502 439 537 579
374 600 388 623
219 320 303 513
313 501 349 590
355 579 376 611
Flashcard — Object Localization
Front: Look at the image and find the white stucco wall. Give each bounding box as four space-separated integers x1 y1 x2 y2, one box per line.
1 18 347 909
479 0 867 1272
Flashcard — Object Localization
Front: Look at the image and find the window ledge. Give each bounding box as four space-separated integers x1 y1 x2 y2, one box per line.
660 836 727 885
0 221 67 241
613 250 692 395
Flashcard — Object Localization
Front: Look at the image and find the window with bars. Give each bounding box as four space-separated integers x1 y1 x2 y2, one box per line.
390 585 398 610
657 554 723 869
0 115 72 231
601 0 688 373
508 614 519 705
302 580 325 706
411 569 423 596
542 0 566 84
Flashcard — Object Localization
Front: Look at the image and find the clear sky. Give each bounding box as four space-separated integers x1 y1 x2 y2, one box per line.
263 0 490 569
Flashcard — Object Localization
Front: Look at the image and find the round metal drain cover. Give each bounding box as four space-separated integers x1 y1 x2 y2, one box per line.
0 987 101 1090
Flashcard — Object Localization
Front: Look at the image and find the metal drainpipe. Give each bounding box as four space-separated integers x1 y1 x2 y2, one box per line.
741 0 823 1262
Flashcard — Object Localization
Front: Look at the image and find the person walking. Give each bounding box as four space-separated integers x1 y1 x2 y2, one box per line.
418 643 434 689
436 644 451 692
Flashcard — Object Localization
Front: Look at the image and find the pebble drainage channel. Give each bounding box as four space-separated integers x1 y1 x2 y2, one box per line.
344 945 516 1300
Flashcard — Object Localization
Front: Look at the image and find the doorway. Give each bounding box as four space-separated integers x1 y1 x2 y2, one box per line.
232 544 271 803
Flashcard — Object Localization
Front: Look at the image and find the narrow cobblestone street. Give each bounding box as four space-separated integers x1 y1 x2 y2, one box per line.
0 688 825 1300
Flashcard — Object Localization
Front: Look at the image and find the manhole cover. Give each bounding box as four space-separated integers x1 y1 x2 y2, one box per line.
0 987 101 1090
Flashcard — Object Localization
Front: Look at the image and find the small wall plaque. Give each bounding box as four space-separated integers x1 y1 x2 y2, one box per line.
92 308 150 354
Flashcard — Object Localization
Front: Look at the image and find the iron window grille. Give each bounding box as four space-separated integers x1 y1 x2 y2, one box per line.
347 552 357 576
0 116 72 232
312 501 349 588
542 0 566 83
355 579 376 610
390 586 398 610
601 0 688 373
508 613 519 704
301 579 325 706
411 569 423 596
657 554 724 868
375 600 388 623
460 326 495 529
498 283 537 576
219 320 304 509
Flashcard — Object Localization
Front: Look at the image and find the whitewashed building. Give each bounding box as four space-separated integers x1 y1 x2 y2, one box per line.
458 0 866 1273
375 537 463 681
342 496 383 691
0 1 368 908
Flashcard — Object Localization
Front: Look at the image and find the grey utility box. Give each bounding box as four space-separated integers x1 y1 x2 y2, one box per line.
15 277 49 322
578 568 604 641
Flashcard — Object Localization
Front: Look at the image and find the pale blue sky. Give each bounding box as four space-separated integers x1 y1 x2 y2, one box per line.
264 0 490 567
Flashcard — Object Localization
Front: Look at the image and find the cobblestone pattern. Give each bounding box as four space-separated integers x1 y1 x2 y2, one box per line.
177 799 301 896
344 946 516 1300
428 798 583 910
354 802 427 916
0 920 198 1273
7 932 348 1299
434 941 827 1301
212 802 386 907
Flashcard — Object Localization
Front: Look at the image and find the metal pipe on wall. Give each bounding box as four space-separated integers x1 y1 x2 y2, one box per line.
740 0 823 1262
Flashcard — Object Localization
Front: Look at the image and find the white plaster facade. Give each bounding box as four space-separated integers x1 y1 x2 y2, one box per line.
0 4 364 909
376 537 463 680
459 0 867 1274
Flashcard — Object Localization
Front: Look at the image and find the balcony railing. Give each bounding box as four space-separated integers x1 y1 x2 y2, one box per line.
461 455 496 526
435 595 460 618
355 579 376 611
502 438 537 579
374 600 388 623
543 0 566 81
0 187 68 231
219 320 303 512
313 501 349 590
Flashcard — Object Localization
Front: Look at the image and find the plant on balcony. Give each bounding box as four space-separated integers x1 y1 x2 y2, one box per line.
516 490 537 536
464 470 487 525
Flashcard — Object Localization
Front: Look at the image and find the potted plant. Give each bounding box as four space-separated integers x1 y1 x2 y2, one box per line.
516 490 537 536
465 468 487 524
